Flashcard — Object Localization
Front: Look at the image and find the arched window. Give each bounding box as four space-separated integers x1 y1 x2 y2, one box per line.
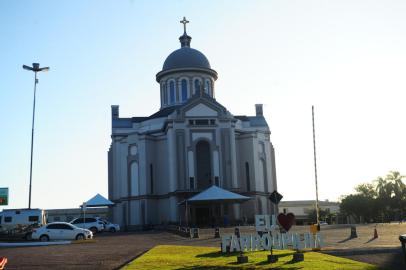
260 158 268 192
245 162 250 191
258 159 266 191
196 140 211 190
163 83 167 105
181 79 188 101
194 79 201 93
205 80 210 95
169 81 175 104
150 164 154 194
259 142 265 153
131 162 139 196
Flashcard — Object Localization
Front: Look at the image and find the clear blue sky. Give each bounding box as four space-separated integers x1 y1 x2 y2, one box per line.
1 0 406 210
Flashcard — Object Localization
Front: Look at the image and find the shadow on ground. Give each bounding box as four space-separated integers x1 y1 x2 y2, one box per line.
195 251 238 258
187 251 302 269
337 236 355 243
364 237 377 244
175 266 302 270
323 247 405 270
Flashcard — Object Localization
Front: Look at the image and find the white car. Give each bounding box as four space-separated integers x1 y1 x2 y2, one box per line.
100 219 120 233
32 222 93 241
70 217 105 234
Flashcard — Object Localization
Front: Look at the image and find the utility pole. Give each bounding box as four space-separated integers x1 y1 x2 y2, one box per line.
312 105 320 225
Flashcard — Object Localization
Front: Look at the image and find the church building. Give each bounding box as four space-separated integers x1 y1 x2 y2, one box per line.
108 18 278 229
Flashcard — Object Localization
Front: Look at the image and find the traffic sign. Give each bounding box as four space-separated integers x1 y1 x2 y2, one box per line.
269 190 283 205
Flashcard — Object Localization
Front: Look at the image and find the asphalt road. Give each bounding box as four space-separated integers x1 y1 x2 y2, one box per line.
323 247 405 270
0 230 405 269
0 231 172 270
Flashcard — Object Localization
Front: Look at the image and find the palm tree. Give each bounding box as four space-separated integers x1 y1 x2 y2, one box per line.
386 171 406 220
375 176 389 198
386 171 405 198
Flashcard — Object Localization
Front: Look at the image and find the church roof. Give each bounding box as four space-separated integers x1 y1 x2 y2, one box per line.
148 105 182 119
112 100 269 129
112 106 181 128
112 118 133 128
235 115 269 127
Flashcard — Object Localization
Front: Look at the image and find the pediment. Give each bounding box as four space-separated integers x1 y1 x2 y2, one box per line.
185 103 218 117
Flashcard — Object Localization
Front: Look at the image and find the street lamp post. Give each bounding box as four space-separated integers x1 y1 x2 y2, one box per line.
23 63 49 209
312 105 320 226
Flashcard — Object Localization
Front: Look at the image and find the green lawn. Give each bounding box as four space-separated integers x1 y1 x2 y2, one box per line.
122 245 383 270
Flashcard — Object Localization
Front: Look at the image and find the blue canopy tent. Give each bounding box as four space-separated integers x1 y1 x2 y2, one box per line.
83 194 114 207
180 185 251 226
79 194 114 223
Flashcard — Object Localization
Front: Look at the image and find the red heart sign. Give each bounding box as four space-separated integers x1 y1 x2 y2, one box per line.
277 213 295 232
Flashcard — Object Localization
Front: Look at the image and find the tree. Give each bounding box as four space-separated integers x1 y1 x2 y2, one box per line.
385 171 405 198
355 183 377 198
339 171 405 223
374 171 405 221
340 194 376 223
384 171 405 220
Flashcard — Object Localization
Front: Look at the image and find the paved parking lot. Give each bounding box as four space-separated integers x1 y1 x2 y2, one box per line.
0 224 405 269
0 231 175 270
0 231 225 270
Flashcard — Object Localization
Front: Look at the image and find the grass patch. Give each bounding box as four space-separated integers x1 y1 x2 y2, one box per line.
122 245 383 270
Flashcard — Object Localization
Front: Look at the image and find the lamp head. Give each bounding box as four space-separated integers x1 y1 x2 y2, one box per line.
23 65 33 71
23 63 50 72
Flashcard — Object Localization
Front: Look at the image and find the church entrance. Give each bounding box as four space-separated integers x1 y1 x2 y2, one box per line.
195 207 210 226
196 140 211 190
191 205 222 227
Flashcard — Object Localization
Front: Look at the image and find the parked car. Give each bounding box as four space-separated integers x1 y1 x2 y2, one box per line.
99 219 120 233
69 217 104 234
31 222 93 241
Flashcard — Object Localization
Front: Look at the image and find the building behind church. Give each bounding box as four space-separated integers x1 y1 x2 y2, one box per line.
108 19 278 229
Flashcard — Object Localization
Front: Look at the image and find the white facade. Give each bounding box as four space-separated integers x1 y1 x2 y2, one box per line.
108 23 278 229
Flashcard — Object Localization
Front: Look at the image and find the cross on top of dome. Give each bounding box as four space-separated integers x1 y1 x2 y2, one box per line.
179 17 192 48
180 17 189 34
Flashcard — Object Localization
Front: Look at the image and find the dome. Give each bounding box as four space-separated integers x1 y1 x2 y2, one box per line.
162 47 211 71
156 26 218 82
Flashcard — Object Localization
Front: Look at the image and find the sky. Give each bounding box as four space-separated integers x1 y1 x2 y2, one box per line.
1 0 405 210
